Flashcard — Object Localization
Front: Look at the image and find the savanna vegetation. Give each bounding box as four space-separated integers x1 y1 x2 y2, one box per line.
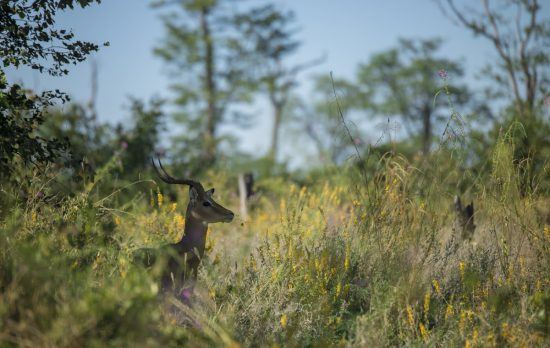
1 0 549 347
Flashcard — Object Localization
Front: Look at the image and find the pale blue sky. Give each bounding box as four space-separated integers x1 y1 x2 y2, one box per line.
5 0 549 164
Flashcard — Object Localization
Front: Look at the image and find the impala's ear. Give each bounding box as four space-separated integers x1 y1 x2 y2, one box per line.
206 188 215 197
189 186 199 206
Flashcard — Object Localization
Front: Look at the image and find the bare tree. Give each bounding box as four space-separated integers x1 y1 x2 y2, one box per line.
438 0 549 119
234 4 324 162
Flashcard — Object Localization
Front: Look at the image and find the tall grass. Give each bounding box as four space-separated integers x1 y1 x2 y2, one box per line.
1 128 549 346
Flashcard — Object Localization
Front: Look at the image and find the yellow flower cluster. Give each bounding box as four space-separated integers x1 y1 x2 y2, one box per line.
419 323 429 342
173 213 185 231
423 291 431 321
459 261 466 281
432 279 441 296
280 314 288 328
157 191 164 208
406 305 415 328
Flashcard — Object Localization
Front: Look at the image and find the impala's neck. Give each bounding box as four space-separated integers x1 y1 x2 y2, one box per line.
174 205 208 257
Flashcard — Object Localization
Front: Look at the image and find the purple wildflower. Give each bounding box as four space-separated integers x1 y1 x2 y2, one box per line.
181 287 193 303
438 69 448 79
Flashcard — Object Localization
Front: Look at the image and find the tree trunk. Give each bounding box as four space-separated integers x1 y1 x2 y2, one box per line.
200 6 217 165
268 101 283 161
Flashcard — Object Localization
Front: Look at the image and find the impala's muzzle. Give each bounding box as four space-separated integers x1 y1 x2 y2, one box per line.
224 212 235 223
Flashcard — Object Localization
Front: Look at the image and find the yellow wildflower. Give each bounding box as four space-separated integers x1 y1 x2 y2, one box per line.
157 190 164 208
280 199 286 213
406 305 415 328
344 246 350 272
343 284 350 297
419 323 429 342
432 279 441 296
299 186 307 199
170 202 177 212
501 322 511 343
114 215 121 226
280 314 288 328
423 291 431 320
174 214 185 231
459 261 466 281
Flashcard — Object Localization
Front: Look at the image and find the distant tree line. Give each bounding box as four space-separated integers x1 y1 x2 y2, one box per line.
1 0 548 187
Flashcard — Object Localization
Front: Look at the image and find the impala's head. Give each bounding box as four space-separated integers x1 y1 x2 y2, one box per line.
152 158 234 224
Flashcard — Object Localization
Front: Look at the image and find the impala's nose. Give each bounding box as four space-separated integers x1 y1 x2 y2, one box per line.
226 212 234 222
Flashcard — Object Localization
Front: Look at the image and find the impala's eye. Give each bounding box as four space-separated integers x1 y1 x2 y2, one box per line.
203 201 211 207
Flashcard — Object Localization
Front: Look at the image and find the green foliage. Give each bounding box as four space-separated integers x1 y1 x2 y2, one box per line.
39 103 114 171
325 38 475 155
119 98 165 177
154 0 254 169
26 98 165 200
0 0 106 177
0 75 69 177
0 0 105 76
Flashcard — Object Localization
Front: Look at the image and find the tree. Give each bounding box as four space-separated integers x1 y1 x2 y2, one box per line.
0 0 106 176
299 76 362 165
120 98 165 176
350 38 472 155
438 0 550 194
154 0 252 169
39 103 113 171
233 4 324 162
438 0 549 120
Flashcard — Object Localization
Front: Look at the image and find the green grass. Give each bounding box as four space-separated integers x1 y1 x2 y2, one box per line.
1 129 549 347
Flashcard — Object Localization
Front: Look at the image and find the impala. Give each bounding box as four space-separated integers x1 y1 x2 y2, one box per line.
149 158 234 298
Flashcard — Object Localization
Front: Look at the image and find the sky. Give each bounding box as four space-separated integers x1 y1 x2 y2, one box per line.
5 0 549 166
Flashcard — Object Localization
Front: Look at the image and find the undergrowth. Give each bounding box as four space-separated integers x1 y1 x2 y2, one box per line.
0 127 549 347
